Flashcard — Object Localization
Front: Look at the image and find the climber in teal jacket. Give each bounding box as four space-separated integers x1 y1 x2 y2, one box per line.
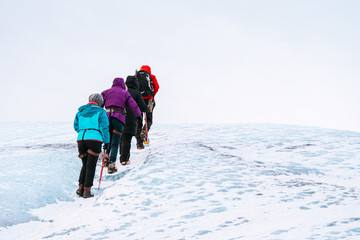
73 93 110 198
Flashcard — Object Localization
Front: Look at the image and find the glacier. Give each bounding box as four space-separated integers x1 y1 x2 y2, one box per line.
0 122 360 239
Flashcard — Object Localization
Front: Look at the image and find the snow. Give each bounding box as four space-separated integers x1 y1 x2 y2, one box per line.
0 122 360 239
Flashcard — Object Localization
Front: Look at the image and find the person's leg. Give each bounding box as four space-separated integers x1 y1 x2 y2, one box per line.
83 141 102 198
146 110 153 131
120 133 132 164
136 114 144 149
108 119 114 153
143 99 155 131
109 117 124 163
103 120 112 167
77 141 87 196
108 118 124 173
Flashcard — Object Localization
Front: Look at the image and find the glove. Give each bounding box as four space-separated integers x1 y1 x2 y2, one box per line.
103 143 110 152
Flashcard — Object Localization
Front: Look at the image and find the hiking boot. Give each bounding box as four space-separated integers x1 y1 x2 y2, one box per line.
137 142 144 149
104 154 110 168
140 130 146 140
108 163 117 174
76 184 84 197
121 160 131 166
83 187 94 198
141 130 150 144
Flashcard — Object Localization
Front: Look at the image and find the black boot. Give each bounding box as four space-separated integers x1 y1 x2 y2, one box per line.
137 141 144 149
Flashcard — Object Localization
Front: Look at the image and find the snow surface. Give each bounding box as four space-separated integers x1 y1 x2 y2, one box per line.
0 122 360 239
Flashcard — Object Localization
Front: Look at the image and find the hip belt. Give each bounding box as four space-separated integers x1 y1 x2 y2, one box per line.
106 108 126 116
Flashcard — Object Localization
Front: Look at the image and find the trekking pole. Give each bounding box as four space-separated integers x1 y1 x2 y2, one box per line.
149 99 153 113
98 149 106 190
144 99 153 145
144 112 149 144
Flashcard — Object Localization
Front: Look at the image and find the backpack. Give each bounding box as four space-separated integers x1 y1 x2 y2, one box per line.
136 70 154 97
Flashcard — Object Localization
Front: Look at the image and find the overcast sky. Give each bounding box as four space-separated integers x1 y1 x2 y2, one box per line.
1 0 359 132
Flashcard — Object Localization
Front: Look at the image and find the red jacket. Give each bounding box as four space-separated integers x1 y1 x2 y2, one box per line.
139 65 159 100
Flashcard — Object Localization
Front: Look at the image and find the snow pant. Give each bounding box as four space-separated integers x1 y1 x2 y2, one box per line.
120 133 133 163
77 140 102 188
136 99 155 144
109 117 124 163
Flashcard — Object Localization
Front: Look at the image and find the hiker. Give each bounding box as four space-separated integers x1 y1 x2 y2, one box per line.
74 93 110 198
135 65 159 149
120 76 150 165
101 77 141 174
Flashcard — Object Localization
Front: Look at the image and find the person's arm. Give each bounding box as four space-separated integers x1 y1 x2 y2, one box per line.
73 113 80 132
101 90 107 108
137 92 150 113
126 94 141 117
99 110 110 143
152 74 159 96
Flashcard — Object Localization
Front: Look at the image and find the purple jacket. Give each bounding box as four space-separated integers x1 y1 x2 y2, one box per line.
101 78 141 124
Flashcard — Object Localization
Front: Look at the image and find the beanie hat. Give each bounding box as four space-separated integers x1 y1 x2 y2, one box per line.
89 93 104 107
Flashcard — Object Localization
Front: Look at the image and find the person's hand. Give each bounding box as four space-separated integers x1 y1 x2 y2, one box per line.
103 143 110 152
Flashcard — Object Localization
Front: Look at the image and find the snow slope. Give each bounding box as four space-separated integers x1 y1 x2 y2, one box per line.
0 123 360 239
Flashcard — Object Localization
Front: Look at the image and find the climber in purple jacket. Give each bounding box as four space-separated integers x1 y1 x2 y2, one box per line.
101 77 141 174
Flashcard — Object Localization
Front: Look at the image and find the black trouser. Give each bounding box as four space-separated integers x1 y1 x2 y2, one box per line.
136 99 155 144
120 133 133 163
77 140 102 188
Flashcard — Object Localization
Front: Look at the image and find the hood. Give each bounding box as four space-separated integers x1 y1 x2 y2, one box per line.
125 76 139 90
140 65 151 74
78 104 101 117
112 78 126 90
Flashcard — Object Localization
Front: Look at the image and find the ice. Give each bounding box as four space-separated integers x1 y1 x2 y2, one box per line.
0 122 78 227
0 122 360 239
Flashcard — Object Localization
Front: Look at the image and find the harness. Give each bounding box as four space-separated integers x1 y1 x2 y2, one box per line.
106 107 126 116
105 108 125 136
80 128 103 141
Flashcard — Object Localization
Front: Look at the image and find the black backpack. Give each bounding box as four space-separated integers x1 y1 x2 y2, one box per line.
136 70 154 97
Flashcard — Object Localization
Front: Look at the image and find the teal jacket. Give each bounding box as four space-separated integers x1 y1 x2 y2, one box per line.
74 103 110 143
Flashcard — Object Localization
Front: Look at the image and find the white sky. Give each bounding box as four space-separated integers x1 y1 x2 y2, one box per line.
1 0 359 132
